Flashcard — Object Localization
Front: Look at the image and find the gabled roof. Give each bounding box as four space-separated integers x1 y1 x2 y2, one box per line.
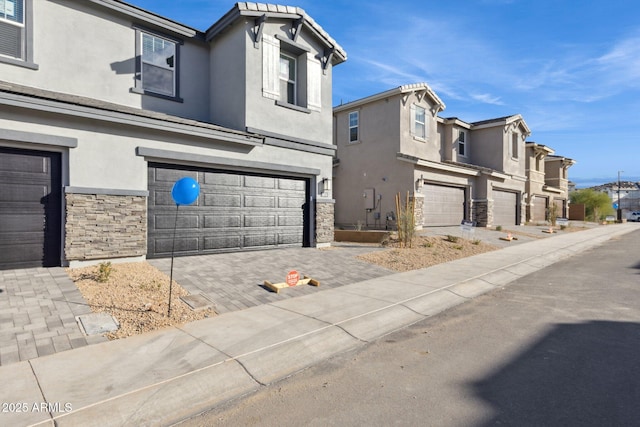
545 155 576 167
334 83 445 113
206 3 347 64
471 114 531 136
526 141 555 155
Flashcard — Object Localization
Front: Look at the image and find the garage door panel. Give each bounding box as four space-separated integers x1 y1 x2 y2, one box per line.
245 176 276 189
204 215 241 228
244 195 276 208
204 172 241 186
278 178 306 191
423 184 465 226
1 184 48 202
205 193 241 207
153 168 197 183
204 235 242 250
244 215 276 227
148 164 306 258
244 233 276 248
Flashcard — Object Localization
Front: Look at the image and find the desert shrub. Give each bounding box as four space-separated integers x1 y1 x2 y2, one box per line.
97 262 113 283
395 192 416 248
495 225 503 231
445 235 459 243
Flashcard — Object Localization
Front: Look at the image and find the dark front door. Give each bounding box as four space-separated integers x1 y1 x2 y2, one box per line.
0 147 62 269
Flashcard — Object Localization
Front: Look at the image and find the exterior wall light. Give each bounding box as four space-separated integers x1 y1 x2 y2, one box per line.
321 177 331 193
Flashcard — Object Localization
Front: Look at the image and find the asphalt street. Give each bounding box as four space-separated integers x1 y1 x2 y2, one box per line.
178 229 640 427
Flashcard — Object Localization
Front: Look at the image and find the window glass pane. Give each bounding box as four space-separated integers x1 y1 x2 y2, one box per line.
142 63 173 96
349 112 358 127
350 127 358 142
0 0 24 24
279 54 295 81
458 131 465 142
414 106 426 138
142 33 175 69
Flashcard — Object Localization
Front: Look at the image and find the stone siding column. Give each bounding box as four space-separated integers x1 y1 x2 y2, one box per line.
315 199 334 246
410 194 424 230
65 193 147 261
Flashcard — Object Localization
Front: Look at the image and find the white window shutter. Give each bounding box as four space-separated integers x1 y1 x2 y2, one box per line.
410 104 416 135
307 55 322 112
262 34 280 100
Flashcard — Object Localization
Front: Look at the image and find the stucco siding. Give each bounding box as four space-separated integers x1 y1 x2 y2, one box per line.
0 1 210 122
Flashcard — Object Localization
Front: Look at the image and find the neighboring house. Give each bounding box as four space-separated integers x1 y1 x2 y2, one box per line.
333 83 535 229
0 1 346 269
524 143 575 222
591 181 640 215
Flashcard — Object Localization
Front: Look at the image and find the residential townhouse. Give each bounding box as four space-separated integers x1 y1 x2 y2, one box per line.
333 83 574 230
0 1 346 269
524 143 575 222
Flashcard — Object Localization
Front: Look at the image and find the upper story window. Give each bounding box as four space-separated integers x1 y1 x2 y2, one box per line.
349 111 359 143
511 133 519 159
132 26 182 102
458 130 467 157
411 104 426 139
0 0 36 68
279 53 297 105
262 34 321 113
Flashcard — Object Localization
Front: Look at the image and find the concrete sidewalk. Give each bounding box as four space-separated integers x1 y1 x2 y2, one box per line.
2 224 638 427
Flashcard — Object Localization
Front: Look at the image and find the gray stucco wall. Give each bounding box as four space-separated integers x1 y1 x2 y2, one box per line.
209 19 247 130
0 0 211 122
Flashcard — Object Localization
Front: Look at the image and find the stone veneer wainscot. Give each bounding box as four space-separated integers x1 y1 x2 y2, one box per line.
65 193 147 261
315 200 334 245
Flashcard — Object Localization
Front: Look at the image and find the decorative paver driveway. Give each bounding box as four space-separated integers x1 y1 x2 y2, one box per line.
148 244 395 314
0 267 106 366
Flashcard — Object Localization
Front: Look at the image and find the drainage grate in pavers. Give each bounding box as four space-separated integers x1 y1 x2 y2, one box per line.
76 313 119 336
181 294 216 311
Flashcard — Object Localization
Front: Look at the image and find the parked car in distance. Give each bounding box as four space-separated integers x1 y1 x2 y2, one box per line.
627 211 640 222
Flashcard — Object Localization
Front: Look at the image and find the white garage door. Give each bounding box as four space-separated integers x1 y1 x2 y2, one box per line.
493 190 517 226
423 184 465 226
147 164 308 258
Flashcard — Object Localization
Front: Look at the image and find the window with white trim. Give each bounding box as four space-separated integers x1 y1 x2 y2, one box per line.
458 130 467 157
0 0 35 66
349 111 359 143
262 34 321 112
411 104 426 139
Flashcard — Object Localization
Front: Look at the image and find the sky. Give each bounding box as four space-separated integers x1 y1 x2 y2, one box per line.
127 0 640 188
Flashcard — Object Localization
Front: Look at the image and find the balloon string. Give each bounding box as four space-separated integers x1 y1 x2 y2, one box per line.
168 204 179 317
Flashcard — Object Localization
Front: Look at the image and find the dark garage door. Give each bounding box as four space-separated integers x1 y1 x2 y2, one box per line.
493 190 517 226
0 147 61 269
423 184 465 226
147 164 308 258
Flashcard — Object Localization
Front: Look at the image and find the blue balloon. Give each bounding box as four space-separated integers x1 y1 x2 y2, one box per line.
171 177 200 205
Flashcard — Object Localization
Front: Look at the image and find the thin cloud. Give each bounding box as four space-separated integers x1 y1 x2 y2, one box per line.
470 93 504 105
